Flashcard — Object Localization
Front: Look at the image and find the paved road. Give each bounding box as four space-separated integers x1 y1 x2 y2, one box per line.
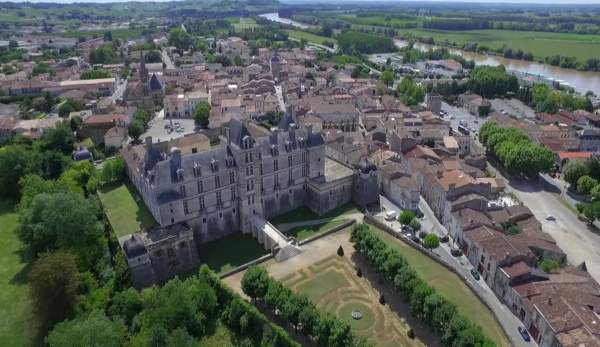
108 78 127 103
378 195 535 347
274 85 286 112
287 37 337 53
492 166 600 281
161 48 175 70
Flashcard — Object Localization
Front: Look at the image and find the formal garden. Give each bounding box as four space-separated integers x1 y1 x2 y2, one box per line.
280 255 422 347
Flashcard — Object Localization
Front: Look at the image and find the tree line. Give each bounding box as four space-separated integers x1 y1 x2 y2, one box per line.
338 31 395 55
350 224 496 347
241 266 369 347
479 122 555 178
47 265 299 347
562 157 600 223
467 65 519 98
516 84 593 114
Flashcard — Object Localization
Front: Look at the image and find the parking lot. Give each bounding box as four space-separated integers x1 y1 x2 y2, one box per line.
142 109 197 143
489 98 536 120
441 101 483 138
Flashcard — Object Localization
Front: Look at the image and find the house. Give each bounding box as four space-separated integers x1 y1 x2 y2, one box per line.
164 90 210 118
459 93 490 116
556 151 593 171
310 103 360 132
80 113 129 146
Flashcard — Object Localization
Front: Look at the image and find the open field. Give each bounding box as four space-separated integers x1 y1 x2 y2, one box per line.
0 201 38 347
400 28 600 60
97 182 157 238
232 17 259 31
57 28 146 40
369 224 509 346
287 30 337 45
198 232 267 274
282 255 422 347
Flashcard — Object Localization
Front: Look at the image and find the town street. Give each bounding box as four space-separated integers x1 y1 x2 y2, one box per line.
161 48 175 70
378 195 535 347
497 171 600 281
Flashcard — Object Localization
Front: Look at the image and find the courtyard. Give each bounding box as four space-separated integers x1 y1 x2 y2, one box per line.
97 182 157 237
198 232 268 274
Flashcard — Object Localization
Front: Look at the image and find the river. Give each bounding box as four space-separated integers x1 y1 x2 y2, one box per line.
395 39 600 94
258 12 313 30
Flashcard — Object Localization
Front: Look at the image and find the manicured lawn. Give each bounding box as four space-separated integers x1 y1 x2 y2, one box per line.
286 219 348 241
296 268 350 301
400 28 600 60
198 232 267 274
269 203 358 225
369 224 510 346
97 182 157 238
287 30 337 45
0 201 37 347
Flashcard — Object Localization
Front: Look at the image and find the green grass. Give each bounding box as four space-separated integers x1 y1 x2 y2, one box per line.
233 17 258 31
287 30 337 45
400 28 600 60
97 182 157 238
198 232 267 274
286 219 348 241
296 268 350 301
270 203 358 225
0 201 38 347
369 225 510 346
338 302 376 331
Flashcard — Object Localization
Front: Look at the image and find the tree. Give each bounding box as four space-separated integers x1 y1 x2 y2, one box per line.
241 266 270 300
41 122 75 154
397 77 425 106
18 192 106 270
168 28 193 50
89 44 118 65
563 159 590 188
47 310 126 347
58 103 74 118
0 145 36 199
128 120 144 142
409 218 421 231
468 65 518 98
399 210 416 225
79 69 111 80
103 31 113 42
144 50 162 63
380 70 394 87
100 157 126 185
423 234 440 249
29 251 81 326
193 101 211 128
577 175 598 195
591 184 600 201
337 245 344 257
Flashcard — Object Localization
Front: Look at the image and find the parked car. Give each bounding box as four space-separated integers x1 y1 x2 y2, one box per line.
518 326 531 342
385 210 397 221
470 269 481 281
546 215 556 221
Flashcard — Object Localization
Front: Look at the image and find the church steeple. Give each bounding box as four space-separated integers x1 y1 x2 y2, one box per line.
140 52 148 84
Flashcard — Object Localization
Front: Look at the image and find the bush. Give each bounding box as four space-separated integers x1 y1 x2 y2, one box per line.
407 329 415 339
379 294 386 305
423 234 440 249
337 245 344 257
399 210 416 225
356 268 362 277
410 219 421 232
418 231 428 239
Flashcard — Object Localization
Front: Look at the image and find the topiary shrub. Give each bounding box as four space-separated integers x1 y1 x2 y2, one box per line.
379 294 386 305
337 245 344 257
356 268 362 277
407 329 415 339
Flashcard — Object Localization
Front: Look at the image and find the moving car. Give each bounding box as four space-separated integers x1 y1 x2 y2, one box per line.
470 269 481 281
518 326 531 342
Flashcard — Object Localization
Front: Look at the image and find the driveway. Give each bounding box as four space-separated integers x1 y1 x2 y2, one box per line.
378 195 536 347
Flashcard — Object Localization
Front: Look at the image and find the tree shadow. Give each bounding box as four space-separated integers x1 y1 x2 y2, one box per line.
350 252 444 347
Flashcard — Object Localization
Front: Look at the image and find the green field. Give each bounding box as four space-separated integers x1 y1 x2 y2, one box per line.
232 17 259 31
97 182 157 238
198 232 267 274
369 224 510 346
401 28 600 60
287 30 337 45
286 219 348 241
0 201 38 347
57 28 146 40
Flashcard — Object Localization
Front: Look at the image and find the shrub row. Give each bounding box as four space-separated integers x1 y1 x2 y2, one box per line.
242 266 369 347
350 224 497 347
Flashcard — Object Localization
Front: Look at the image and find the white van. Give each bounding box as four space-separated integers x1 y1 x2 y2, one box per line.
385 210 397 221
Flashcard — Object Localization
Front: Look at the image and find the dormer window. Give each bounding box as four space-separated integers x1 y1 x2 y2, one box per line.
211 158 219 172
242 135 252 149
176 168 184 181
193 163 201 177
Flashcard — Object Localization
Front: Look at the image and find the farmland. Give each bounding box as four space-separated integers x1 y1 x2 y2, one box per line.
286 30 337 45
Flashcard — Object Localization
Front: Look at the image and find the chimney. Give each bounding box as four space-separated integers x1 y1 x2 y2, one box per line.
170 147 182 170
